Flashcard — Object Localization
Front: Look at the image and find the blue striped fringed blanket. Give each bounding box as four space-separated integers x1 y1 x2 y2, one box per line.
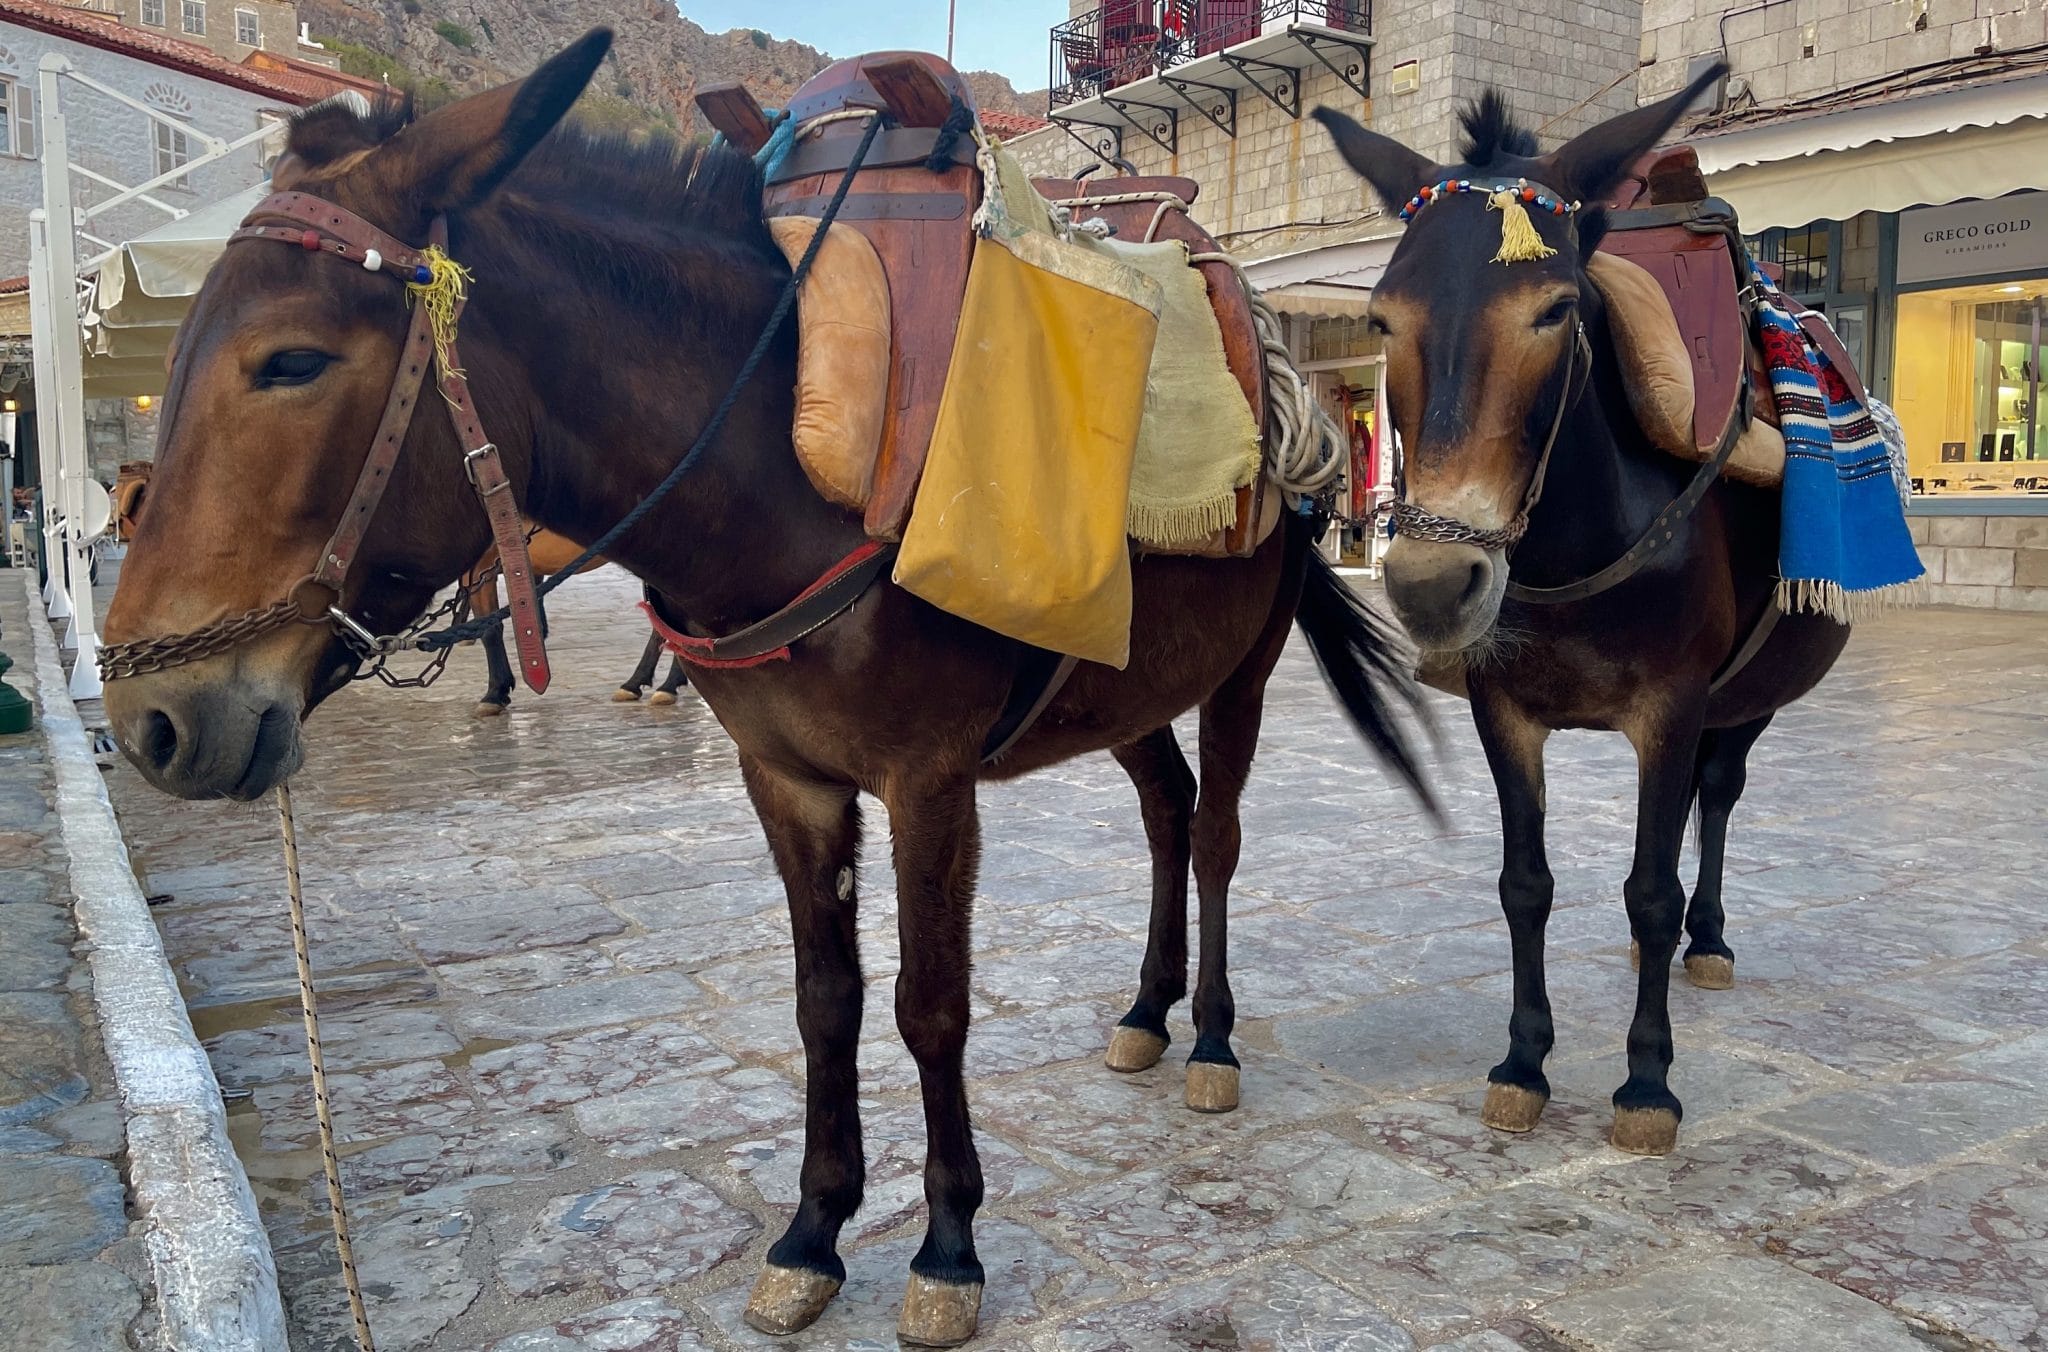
1751 266 1924 621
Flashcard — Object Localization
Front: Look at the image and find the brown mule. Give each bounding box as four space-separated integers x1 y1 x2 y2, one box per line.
1318 69 1851 1157
97 33 1429 1344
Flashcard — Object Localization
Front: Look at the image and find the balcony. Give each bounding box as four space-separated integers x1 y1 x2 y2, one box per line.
1049 0 1372 154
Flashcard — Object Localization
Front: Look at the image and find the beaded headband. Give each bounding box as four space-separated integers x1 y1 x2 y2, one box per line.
1398 177 1582 265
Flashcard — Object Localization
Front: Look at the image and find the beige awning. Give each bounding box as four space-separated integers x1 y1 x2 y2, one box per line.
1239 229 1397 317
1697 105 2048 231
1257 282 1377 317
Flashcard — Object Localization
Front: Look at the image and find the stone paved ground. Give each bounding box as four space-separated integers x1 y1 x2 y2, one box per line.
0 575 148 1351
95 566 2048 1352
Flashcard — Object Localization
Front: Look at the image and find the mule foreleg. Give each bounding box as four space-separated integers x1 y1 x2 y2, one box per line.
472 574 515 717
655 655 690 700
884 773 985 1347
1680 713 1773 990
1613 698 1708 1156
1106 728 1195 1075
739 757 865 1336
1472 696 1555 1134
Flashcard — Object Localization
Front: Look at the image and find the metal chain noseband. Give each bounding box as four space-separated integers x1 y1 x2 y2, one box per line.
98 597 305 680
1388 501 1528 551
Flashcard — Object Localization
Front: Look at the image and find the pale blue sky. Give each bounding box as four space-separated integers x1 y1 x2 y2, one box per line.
678 2 1068 91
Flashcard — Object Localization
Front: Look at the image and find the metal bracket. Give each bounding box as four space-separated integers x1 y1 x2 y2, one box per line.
1291 28 1372 101
1050 114 1125 166
1218 53 1299 119
1102 95 1179 155
1162 76 1236 138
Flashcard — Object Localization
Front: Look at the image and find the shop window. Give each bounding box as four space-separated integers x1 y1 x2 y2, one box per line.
1892 281 2047 493
1750 222 1831 299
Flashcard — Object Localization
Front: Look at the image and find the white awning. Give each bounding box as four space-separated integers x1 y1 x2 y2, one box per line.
1240 231 1397 316
83 182 269 398
1703 115 2048 231
1692 71 2048 174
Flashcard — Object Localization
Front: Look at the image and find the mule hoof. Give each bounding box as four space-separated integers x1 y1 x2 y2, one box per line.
1480 1082 1548 1134
648 690 678 706
1104 1026 1167 1073
898 1273 981 1348
474 701 507 718
1610 1106 1680 1156
743 1263 842 1335
1684 954 1735 990
1185 1061 1240 1114
611 687 641 703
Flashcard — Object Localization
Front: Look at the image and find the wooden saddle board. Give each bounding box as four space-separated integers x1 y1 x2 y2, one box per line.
1601 144 1867 458
699 52 1270 555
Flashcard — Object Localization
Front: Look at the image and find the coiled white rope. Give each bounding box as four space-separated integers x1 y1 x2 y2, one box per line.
1190 250 1347 507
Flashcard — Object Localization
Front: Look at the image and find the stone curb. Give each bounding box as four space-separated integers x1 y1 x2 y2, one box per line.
21 573 289 1352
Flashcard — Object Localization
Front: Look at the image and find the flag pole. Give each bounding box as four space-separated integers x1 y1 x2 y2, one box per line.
946 0 955 63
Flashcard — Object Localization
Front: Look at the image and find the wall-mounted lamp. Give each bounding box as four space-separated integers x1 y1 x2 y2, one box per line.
133 394 154 412
1 398 16 414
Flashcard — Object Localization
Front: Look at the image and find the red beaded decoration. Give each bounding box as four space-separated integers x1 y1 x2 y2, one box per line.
299 229 322 251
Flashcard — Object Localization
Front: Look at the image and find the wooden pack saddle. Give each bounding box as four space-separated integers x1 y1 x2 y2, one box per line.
696 52 1268 552
1600 144 1867 464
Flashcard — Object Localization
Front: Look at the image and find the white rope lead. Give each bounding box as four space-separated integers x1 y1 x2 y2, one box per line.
276 783 376 1352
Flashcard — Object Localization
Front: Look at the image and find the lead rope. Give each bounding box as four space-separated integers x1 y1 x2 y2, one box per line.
275 783 376 1352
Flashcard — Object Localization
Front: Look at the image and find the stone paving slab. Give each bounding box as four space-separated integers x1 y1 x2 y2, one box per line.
88 565 2048 1351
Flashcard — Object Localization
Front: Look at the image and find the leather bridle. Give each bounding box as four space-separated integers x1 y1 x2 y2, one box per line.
96 191 551 692
1386 320 1590 555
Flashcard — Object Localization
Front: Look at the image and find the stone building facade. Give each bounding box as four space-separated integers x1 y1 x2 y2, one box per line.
1635 1 2048 611
86 0 307 64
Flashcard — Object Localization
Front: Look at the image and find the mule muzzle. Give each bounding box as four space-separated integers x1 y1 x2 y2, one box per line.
1382 535 1507 652
104 667 305 801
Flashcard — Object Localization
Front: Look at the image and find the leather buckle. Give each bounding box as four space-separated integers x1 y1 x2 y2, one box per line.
463 443 508 494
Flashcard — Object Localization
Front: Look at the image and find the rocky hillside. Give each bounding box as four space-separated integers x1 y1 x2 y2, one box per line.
301 0 1049 135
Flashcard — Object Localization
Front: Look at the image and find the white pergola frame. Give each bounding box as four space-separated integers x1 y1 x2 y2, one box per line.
32 52 282 697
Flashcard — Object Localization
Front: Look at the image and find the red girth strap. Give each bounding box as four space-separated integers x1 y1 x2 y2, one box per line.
641 541 896 670
230 192 551 693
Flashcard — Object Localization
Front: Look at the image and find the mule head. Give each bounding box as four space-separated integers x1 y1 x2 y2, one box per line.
101 30 611 800
1315 65 1723 654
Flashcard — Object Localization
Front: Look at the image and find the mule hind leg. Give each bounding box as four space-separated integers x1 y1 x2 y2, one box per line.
1105 728 1195 1074
1680 713 1773 990
615 628 665 702
471 573 515 717
652 654 689 704
739 758 866 1336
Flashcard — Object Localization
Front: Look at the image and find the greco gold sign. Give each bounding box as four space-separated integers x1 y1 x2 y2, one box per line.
1897 192 2048 285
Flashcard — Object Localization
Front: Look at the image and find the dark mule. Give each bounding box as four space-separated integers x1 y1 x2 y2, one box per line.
99 34 1428 1344
1317 72 1850 1156
461 527 688 716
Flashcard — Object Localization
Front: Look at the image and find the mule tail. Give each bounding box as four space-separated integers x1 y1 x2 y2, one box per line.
1292 538 1440 820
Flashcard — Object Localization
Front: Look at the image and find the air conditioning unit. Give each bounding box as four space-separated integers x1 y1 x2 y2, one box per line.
1388 60 1420 96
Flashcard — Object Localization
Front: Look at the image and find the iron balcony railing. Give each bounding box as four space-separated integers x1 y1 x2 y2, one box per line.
1050 0 1370 108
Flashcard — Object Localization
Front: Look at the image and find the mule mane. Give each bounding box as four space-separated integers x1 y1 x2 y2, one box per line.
1457 90 1542 169
286 97 776 315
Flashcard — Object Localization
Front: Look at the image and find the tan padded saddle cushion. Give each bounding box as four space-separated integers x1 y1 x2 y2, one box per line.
1585 250 1784 489
768 216 892 511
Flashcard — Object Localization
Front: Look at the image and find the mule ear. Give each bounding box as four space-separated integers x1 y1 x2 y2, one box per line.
381 28 612 213
1541 61 1726 207
1313 108 1434 215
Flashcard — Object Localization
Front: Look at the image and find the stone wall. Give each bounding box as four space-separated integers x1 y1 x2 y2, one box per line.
1911 514 2048 612
1640 0 2048 105
1012 0 1641 255
0 22 289 281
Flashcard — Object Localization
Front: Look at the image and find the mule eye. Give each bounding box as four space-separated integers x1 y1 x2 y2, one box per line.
257 349 333 387
1534 298 1576 330
1366 314 1391 336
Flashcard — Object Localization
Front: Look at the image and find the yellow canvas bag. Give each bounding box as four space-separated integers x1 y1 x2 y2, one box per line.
893 179 1162 669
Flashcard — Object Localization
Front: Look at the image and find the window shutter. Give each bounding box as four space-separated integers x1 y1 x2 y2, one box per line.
15 84 33 160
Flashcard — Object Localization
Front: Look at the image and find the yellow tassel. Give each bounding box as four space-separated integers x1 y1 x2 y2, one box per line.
1487 188 1557 265
406 244 473 392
